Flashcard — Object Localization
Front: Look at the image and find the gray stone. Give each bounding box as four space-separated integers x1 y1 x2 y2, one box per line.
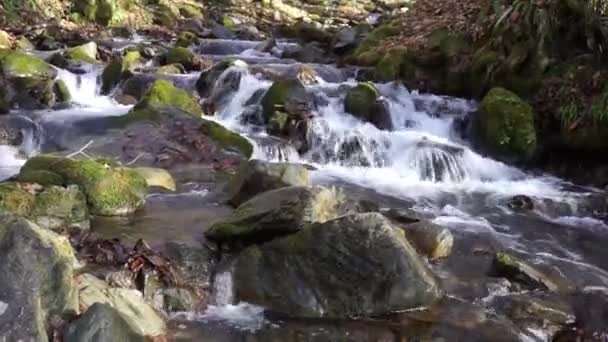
64 303 144 342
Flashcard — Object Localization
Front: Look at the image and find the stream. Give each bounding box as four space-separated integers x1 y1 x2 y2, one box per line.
2 36 608 341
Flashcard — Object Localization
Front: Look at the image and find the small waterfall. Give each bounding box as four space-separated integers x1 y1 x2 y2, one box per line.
408 143 467 182
56 68 119 108
212 270 234 306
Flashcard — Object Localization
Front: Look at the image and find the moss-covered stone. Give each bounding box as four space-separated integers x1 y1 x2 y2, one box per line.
352 23 400 61
30 185 89 232
134 79 202 116
17 170 65 186
344 82 393 130
14 36 34 52
154 63 185 75
54 80 72 104
175 31 197 48
0 51 57 79
179 3 202 18
195 58 243 97
375 48 407 81
474 87 537 162
0 30 12 49
164 47 197 71
200 119 253 158
64 42 99 64
0 182 35 216
20 156 147 216
131 167 176 191
101 49 141 94
261 78 307 122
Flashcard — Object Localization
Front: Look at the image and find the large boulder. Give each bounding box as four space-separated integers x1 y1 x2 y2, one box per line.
206 186 362 243
226 159 311 206
233 213 443 318
64 303 144 342
19 156 147 216
0 213 78 341
76 273 166 339
344 83 393 130
473 87 537 163
0 51 70 110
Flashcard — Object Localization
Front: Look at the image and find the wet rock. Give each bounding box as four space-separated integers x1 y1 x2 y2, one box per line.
123 79 202 124
554 289 608 341
64 303 143 342
175 31 198 48
132 167 176 191
0 182 35 216
205 62 245 113
196 59 246 98
255 38 277 53
490 252 565 292
20 155 148 216
332 26 358 52
0 51 69 110
29 185 90 232
0 30 12 49
160 288 197 312
211 22 237 40
234 213 443 318
163 47 201 71
14 36 34 51
64 41 99 64
507 195 534 210
403 220 454 259
288 41 329 64
164 241 215 292
226 159 311 207
154 63 186 75
200 119 254 158
206 185 361 243
344 83 393 130
76 273 166 338
101 49 142 94
0 213 78 341
473 87 537 163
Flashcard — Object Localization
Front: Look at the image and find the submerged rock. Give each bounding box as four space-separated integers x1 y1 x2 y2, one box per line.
234 213 442 318
403 220 454 259
76 273 166 339
226 159 311 206
206 186 362 243
490 252 566 292
20 156 147 216
0 213 78 341
344 82 393 130
473 87 537 163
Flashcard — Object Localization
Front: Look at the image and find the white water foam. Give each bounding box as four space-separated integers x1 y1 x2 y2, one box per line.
0 146 26 181
173 303 266 332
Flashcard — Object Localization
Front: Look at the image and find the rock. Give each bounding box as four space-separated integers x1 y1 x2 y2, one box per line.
204 62 245 113
72 0 154 27
473 87 537 163
160 288 197 312
332 26 358 52
490 252 561 291
101 49 142 94
554 290 608 341
233 213 442 318
176 31 198 48
64 41 99 64
344 83 393 130
29 185 90 232
0 213 78 341
0 51 67 110
14 36 34 51
199 119 253 158
132 167 176 191
164 242 215 291
0 30 12 49
226 159 311 206
164 47 200 71
206 185 359 243
124 79 202 123
211 22 237 39
402 220 454 259
196 59 246 98
154 63 186 75
17 170 65 186
76 274 166 339
0 182 35 216
19 156 148 216
507 194 534 210
64 303 144 342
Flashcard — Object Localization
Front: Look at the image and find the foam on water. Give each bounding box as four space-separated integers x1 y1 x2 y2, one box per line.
56 68 131 113
0 146 25 181
173 303 266 332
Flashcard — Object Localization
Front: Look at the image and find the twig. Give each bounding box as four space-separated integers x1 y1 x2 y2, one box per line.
66 140 94 160
125 153 145 166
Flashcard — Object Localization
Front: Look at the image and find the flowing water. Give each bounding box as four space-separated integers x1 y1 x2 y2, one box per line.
2 37 608 340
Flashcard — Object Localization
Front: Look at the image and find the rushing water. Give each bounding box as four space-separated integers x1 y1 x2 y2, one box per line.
2 37 608 340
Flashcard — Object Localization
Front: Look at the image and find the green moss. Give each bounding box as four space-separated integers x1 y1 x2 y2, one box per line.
375 48 406 81
54 80 72 103
20 156 147 216
222 15 237 30
0 183 35 216
14 37 34 52
344 82 379 118
101 50 141 94
179 4 203 18
1 51 56 79
29 185 89 228
64 42 99 64
261 79 290 120
200 119 253 158
176 31 197 48
164 47 196 70
17 170 65 186
476 87 537 162
352 23 400 58
155 63 185 74
134 79 202 116
269 111 289 134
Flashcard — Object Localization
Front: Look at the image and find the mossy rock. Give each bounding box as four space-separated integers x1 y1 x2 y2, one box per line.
352 23 400 59
155 63 185 75
54 80 72 104
176 31 197 48
344 82 393 130
179 4 203 18
133 79 202 115
17 170 65 186
195 59 243 97
474 87 537 162
30 185 90 232
20 156 147 216
131 167 176 191
101 50 141 94
200 119 253 158
64 42 99 64
260 78 308 123
164 47 197 71
0 51 57 79
428 29 468 58
0 182 35 216
14 36 34 52
375 48 407 82
0 30 12 49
